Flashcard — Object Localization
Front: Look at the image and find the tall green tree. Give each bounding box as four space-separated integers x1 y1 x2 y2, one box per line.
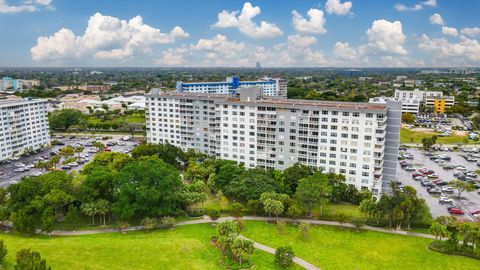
283 163 314 194
48 109 86 131
450 180 475 198
295 172 332 216
112 157 185 220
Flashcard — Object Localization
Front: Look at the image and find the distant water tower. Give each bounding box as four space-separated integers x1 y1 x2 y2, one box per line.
255 62 262 69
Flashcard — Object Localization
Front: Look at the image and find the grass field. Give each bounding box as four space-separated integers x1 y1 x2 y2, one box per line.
241 221 480 270
400 127 469 145
322 202 363 219
87 112 145 126
0 224 299 270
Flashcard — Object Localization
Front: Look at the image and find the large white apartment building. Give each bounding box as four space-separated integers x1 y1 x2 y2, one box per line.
146 88 401 195
176 76 287 97
0 99 50 161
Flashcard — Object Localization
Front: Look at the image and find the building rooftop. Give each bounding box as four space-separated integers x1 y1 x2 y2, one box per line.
0 98 47 106
147 89 386 111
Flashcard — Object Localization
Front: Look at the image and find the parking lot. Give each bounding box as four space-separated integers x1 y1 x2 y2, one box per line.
397 147 480 221
0 134 140 188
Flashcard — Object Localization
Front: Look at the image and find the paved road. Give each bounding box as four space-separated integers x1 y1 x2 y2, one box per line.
0 135 140 188
397 148 480 221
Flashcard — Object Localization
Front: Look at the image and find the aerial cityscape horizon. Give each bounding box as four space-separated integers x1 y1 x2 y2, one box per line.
0 0 478 67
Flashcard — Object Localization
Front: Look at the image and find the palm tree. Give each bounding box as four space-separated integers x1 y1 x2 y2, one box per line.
263 199 284 220
429 222 449 240
95 199 111 226
231 238 254 266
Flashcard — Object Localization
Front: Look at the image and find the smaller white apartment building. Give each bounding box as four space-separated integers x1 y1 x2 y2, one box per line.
393 89 452 114
176 76 287 97
0 99 50 161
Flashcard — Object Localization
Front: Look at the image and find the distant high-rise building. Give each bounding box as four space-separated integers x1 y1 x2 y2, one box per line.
0 99 50 160
256 62 262 69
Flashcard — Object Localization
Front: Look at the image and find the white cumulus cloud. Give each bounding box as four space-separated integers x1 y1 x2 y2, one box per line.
31 12 188 61
422 0 437 7
325 0 352 15
287 34 317 48
418 34 480 65
441 26 458 36
157 34 327 67
366 19 407 55
291 8 326 34
211 2 282 39
394 3 423 11
460 27 480 37
333 42 358 60
394 0 436 12
429 13 444 25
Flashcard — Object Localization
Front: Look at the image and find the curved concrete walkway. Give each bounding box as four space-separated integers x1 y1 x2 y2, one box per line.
48 215 436 240
43 216 443 270
239 235 320 270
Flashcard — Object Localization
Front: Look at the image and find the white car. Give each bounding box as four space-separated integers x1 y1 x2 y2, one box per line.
442 186 454 193
14 163 25 167
14 167 25 172
439 197 453 204
9 181 18 185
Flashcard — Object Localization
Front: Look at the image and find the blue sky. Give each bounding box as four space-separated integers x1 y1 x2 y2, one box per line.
0 0 479 67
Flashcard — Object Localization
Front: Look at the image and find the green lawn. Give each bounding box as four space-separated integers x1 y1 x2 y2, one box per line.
241 221 480 270
400 127 468 145
322 202 363 219
0 224 299 270
87 112 145 126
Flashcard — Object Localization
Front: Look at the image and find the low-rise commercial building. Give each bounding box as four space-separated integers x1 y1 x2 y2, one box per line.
0 98 50 160
146 88 401 195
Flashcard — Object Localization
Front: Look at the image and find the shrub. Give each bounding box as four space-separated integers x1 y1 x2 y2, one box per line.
15 249 51 270
230 202 244 219
275 246 295 268
141 217 158 230
208 209 221 221
160 216 176 229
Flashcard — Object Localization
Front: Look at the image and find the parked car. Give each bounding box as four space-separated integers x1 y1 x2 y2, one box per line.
442 164 455 170
433 180 448 186
14 168 25 172
469 209 480 215
428 188 442 194
9 181 18 185
405 166 416 171
442 186 454 193
412 172 424 178
448 207 465 215
439 197 453 204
